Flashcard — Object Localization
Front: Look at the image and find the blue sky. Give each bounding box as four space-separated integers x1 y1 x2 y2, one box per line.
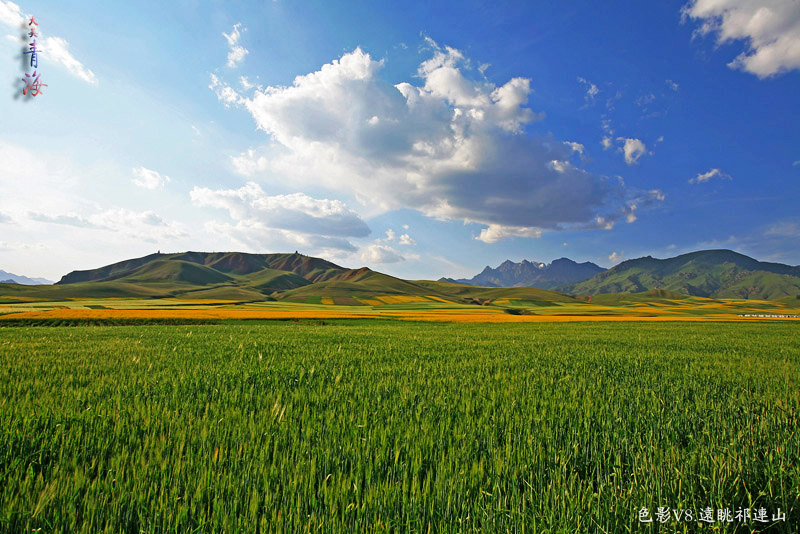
1 0 798 281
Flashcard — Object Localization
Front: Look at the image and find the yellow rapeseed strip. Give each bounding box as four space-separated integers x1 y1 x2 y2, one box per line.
2 307 797 323
0 309 376 320
375 295 431 304
425 295 454 303
320 298 335 305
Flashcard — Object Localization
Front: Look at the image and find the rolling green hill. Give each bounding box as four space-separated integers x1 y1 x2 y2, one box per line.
114 259 234 285
47 252 351 301
277 268 450 303
558 249 800 299
4 249 798 305
57 252 345 284
413 280 579 304
2 251 585 306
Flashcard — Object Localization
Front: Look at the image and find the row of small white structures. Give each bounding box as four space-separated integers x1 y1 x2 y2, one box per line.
739 314 800 318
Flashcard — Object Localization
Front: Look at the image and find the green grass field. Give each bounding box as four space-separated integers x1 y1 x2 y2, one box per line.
1 321 798 532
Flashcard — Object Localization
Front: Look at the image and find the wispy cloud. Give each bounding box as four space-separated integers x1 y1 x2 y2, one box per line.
40 36 98 85
190 182 370 253
209 73 244 107
361 244 404 264
689 168 732 184
0 0 23 27
222 23 248 68
577 76 599 105
27 209 185 241
1 2 98 85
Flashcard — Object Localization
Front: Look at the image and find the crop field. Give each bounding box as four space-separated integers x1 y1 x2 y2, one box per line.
1 320 798 532
1 294 800 323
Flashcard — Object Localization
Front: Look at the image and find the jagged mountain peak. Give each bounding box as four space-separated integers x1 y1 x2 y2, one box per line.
441 258 605 289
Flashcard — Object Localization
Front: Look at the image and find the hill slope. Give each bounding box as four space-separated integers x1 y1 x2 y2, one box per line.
559 249 800 299
57 252 345 285
8 249 798 304
15 251 584 305
441 258 605 289
47 252 349 300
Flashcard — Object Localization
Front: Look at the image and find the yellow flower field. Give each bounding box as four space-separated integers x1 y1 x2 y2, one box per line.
2 307 798 323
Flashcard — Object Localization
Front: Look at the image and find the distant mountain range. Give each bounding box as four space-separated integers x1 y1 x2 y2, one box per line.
0 269 53 285
2 249 799 303
440 258 606 289
557 250 800 300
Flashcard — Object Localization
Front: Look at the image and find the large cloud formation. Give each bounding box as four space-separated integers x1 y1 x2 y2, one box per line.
190 182 371 252
683 0 800 77
228 40 659 241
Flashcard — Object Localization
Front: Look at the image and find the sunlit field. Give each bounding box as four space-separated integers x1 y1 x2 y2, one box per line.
1 294 799 323
1 320 798 532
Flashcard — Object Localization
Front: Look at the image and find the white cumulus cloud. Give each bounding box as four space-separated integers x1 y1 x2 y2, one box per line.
476 224 542 243
224 43 657 243
564 141 584 155
683 0 800 77
399 233 416 246
617 137 647 165
132 167 170 190
608 251 623 263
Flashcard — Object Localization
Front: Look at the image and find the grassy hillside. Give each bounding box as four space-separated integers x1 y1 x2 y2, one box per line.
116 259 234 285
414 280 579 303
278 269 450 301
57 252 345 285
8 249 799 305
559 249 800 299
238 268 312 292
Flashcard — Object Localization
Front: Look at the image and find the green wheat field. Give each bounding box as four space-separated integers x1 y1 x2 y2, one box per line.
1 320 798 532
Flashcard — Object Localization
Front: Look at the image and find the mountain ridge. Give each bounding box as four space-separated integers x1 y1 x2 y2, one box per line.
18 250 576 305
440 257 605 289
558 249 800 299
4 249 799 303
0 269 53 285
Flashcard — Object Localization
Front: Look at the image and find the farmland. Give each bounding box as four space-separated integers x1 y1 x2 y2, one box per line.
1 291 800 324
1 320 798 532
